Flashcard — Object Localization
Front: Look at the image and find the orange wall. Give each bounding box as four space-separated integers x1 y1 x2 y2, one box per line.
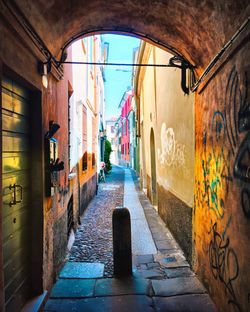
194 38 250 312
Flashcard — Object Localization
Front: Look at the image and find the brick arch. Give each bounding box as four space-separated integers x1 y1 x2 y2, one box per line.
12 0 250 74
61 29 187 65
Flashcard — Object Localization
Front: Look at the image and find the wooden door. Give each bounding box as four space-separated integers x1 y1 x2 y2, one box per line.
2 76 31 312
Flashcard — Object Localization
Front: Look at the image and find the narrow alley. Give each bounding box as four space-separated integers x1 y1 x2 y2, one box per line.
1 1 250 312
44 166 217 312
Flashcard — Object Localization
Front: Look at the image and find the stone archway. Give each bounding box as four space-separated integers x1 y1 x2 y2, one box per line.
3 0 249 74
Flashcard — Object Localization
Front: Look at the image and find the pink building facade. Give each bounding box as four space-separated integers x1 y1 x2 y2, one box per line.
119 89 133 166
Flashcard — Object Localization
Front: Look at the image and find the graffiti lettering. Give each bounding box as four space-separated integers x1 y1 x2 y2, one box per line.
209 223 241 311
158 124 186 167
223 66 250 219
195 114 232 219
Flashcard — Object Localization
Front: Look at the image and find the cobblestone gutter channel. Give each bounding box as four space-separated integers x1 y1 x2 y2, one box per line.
68 166 124 277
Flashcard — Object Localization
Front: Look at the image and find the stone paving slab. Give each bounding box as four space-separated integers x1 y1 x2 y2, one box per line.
152 232 173 241
164 267 195 278
155 239 178 250
59 262 104 279
44 295 154 312
154 251 189 268
133 269 164 279
50 279 95 298
133 254 154 265
94 277 151 296
147 262 161 269
153 294 217 312
152 276 206 297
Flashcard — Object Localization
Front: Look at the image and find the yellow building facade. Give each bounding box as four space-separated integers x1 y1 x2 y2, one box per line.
134 42 195 262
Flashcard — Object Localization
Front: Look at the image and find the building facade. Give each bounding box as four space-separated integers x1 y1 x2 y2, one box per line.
134 41 195 263
106 117 118 165
118 89 133 167
70 36 106 219
0 10 106 309
127 96 137 170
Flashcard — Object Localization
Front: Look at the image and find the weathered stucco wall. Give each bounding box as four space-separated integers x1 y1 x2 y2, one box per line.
154 48 195 207
194 35 250 312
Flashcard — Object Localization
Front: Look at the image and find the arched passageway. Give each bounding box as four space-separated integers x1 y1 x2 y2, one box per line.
0 1 250 312
4 0 249 73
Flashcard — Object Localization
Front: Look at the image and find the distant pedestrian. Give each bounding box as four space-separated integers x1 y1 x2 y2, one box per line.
100 161 106 182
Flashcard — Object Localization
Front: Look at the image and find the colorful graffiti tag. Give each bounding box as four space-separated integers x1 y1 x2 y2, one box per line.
195 119 232 219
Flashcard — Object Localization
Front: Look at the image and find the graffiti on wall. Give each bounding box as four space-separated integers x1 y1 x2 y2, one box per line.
224 66 250 218
195 115 232 219
195 65 250 311
158 123 186 167
209 222 241 311
195 66 250 220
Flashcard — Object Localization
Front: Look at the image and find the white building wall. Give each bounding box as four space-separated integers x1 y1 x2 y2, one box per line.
70 35 106 173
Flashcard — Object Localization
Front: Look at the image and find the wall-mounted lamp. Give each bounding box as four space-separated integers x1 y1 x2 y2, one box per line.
45 121 60 139
38 61 52 89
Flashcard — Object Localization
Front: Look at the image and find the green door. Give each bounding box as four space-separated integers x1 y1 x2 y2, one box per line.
2 77 31 311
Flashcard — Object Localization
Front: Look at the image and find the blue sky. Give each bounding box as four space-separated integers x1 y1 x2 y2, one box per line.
102 34 140 119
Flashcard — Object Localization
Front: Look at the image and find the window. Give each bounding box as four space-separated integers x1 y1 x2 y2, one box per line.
82 151 88 171
92 153 96 167
123 121 126 135
82 105 87 171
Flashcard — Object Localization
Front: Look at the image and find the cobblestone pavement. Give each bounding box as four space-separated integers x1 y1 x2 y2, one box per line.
68 165 124 277
44 166 218 311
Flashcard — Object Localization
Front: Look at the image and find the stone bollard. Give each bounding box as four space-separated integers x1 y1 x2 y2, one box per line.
112 207 132 277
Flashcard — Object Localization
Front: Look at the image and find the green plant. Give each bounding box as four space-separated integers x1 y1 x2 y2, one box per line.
104 139 112 172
